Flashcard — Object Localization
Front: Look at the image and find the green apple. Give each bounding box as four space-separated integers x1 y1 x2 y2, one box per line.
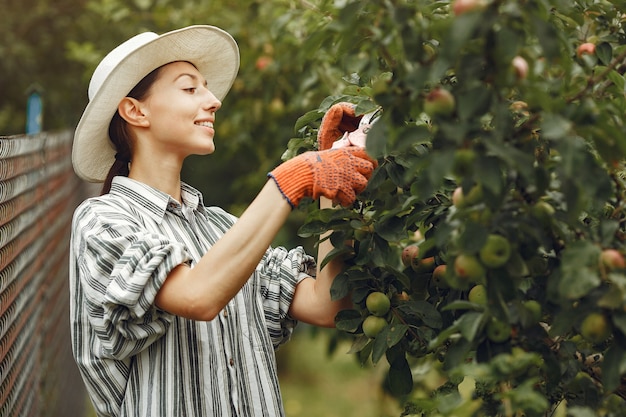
452 184 483 208
523 300 542 323
479 234 512 268
486 318 512 343
468 284 487 305
366 292 391 317
454 254 486 282
362 315 388 338
580 312 612 344
424 87 455 116
530 201 555 225
452 148 476 179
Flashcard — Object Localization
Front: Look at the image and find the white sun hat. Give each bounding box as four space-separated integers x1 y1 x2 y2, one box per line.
72 25 240 182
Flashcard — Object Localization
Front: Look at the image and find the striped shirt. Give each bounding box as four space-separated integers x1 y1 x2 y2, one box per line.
69 176 314 417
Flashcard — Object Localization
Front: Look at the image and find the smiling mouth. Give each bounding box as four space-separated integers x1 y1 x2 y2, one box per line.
195 121 214 128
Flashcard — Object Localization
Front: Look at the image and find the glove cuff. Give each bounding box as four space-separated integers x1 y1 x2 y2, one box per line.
317 102 362 151
268 156 314 209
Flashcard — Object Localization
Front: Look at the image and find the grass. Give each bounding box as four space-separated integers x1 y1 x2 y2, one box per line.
277 326 402 417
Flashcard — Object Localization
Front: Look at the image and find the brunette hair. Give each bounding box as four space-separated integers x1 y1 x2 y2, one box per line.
101 65 164 194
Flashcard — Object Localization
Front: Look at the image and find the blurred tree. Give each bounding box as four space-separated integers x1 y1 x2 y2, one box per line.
0 0 89 134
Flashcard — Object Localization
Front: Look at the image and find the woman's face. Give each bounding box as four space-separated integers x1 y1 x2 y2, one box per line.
138 61 222 158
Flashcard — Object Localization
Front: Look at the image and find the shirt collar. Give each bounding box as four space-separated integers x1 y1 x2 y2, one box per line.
109 176 205 223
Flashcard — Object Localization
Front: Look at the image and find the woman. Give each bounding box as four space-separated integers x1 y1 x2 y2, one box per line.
69 25 376 417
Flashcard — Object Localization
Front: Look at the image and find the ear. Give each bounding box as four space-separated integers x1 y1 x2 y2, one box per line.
118 97 150 128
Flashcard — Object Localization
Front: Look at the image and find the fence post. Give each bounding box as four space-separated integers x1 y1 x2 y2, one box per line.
25 86 43 135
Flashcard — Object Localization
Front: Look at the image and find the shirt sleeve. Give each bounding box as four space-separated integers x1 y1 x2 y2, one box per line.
73 200 192 360
256 245 316 349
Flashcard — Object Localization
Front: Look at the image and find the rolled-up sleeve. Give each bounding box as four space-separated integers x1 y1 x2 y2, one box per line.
256 245 316 348
75 202 192 360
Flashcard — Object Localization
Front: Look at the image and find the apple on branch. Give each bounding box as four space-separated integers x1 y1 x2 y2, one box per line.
479 234 512 269
366 291 391 317
401 245 419 267
452 0 487 15
600 248 625 270
424 87 455 117
577 42 596 58
511 56 529 80
362 315 388 338
454 253 486 283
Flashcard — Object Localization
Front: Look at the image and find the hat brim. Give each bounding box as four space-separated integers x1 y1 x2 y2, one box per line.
72 25 240 182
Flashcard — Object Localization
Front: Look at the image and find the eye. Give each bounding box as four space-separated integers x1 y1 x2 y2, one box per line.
183 87 197 93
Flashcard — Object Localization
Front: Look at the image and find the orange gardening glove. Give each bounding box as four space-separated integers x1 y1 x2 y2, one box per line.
268 147 377 208
317 102 363 151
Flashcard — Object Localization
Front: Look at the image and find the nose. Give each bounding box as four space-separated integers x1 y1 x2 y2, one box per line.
202 87 221 111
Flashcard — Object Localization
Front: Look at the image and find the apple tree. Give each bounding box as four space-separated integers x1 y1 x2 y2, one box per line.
281 0 626 415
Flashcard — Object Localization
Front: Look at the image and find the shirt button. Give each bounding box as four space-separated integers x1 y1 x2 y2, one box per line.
223 310 228 317
229 358 234 367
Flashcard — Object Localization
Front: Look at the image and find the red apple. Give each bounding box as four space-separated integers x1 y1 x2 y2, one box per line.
577 42 596 58
452 0 486 15
511 56 529 80
402 245 419 267
424 88 455 116
255 55 273 70
454 254 486 282
432 264 449 289
601 249 625 270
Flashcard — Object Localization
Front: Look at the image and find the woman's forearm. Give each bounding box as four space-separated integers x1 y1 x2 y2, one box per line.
155 180 292 320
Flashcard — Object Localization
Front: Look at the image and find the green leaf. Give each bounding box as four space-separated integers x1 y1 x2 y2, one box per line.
294 109 324 132
386 355 413 396
602 345 626 392
558 241 601 299
612 311 626 335
374 214 406 241
457 85 492 121
365 118 387 158
443 338 473 370
596 42 613 66
334 309 363 333
395 125 432 152
443 12 483 59
456 311 485 342
606 69 625 93
297 220 329 238
371 325 390 364
346 334 370 354
397 300 443 329
330 272 350 300
387 324 409 348
567 407 598 417
428 323 461 350
442 300 484 312
541 113 572 140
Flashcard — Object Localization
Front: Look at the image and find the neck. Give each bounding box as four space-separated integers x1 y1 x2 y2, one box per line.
128 159 183 202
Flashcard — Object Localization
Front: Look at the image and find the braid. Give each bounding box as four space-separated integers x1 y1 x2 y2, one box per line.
101 112 132 195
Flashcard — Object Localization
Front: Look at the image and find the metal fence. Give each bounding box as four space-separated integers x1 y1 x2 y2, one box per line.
0 131 97 417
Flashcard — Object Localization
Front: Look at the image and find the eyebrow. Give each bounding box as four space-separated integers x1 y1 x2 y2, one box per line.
175 73 208 86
